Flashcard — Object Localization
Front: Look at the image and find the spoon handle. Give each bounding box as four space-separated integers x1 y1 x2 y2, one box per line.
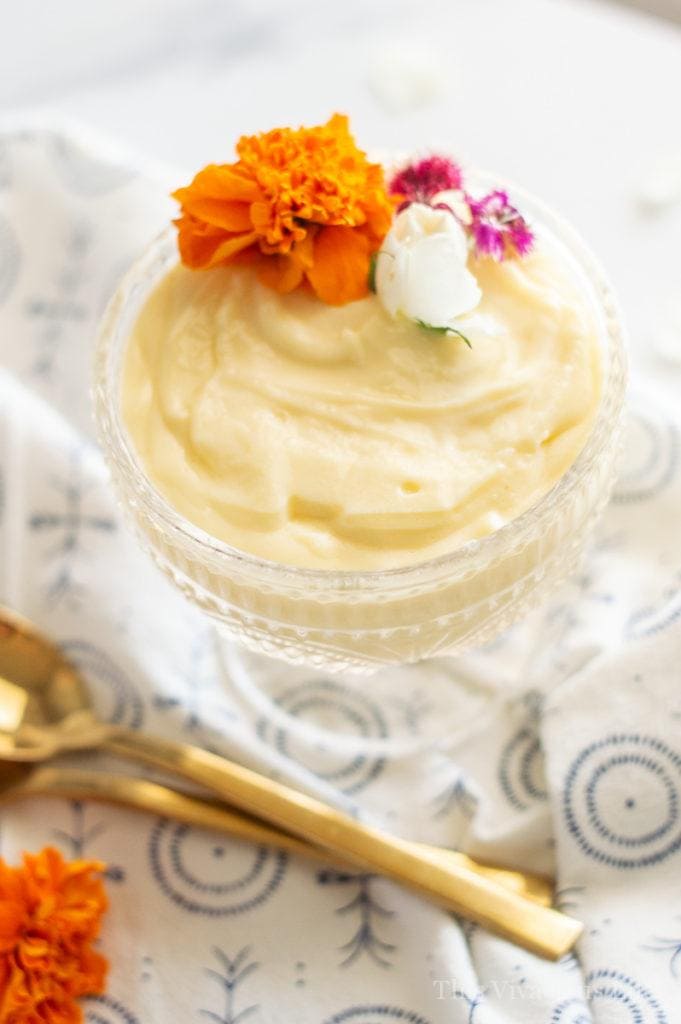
10 764 345 862
5 762 550 906
104 728 579 959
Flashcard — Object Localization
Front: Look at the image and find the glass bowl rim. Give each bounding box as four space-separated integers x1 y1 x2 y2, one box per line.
94 174 628 593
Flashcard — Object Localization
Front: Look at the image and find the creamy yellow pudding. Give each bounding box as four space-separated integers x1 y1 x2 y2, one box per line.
121 226 601 572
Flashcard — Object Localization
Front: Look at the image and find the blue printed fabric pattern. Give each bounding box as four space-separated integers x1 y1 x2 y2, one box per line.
1 127 680 1022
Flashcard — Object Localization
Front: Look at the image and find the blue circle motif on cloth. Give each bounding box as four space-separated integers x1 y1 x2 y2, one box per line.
498 725 547 810
61 641 144 729
0 213 20 306
149 820 287 915
322 1008 432 1024
550 997 591 1023
627 574 681 640
85 996 140 1024
257 679 387 794
563 735 681 868
585 969 668 1024
613 407 679 505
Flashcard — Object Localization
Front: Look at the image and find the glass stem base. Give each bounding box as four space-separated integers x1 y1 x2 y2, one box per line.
214 628 507 759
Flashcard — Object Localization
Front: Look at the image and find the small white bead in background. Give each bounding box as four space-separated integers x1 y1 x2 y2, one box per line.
367 42 445 113
637 152 681 210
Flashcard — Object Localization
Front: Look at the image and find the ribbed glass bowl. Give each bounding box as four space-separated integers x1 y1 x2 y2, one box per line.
94 183 627 675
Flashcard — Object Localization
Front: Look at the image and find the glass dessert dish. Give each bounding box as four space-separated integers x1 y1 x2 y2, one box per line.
94 169 626 748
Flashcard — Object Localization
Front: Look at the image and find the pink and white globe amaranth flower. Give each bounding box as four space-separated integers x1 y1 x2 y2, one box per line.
467 189 534 260
389 155 463 210
375 202 481 328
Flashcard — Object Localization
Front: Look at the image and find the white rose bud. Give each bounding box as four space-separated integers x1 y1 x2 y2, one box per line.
375 202 481 329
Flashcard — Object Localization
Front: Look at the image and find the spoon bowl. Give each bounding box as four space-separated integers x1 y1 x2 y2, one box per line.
0 607 94 734
0 607 109 760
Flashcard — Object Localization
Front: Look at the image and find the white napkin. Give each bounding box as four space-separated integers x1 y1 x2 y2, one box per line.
1 124 681 1024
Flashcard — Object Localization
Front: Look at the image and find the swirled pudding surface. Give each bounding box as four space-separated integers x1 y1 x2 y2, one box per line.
121 232 602 570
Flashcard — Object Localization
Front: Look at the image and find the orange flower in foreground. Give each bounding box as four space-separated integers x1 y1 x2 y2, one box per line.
173 114 395 305
0 847 108 1024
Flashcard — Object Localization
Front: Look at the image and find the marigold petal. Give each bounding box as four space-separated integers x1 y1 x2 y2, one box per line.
206 232 260 268
257 254 305 294
175 216 259 270
0 848 108 1024
291 230 316 271
306 225 371 305
230 246 261 268
365 197 397 242
172 115 395 303
0 901 24 953
326 112 349 133
249 201 275 233
177 197 253 232
40 1000 82 1024
173 164 263 205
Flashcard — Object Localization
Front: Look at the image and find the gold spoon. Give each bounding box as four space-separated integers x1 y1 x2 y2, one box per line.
0 606 578 958
0 758 552 906
0 759 551 906
0 759 332 859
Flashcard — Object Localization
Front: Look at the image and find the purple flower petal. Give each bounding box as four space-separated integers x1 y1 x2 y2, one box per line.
472 221 505 261
468 189 534 260
509 222 535 256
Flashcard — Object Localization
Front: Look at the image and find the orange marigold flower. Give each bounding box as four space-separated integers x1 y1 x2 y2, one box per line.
172 114 395 305
0 847 108 1024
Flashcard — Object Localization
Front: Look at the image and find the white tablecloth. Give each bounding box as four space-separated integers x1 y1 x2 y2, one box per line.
2 125 681 1024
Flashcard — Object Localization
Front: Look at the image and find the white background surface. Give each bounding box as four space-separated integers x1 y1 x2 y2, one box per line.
2 0 681 375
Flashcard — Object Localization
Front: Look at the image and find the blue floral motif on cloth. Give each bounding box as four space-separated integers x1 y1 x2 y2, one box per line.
200 947 260 1024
